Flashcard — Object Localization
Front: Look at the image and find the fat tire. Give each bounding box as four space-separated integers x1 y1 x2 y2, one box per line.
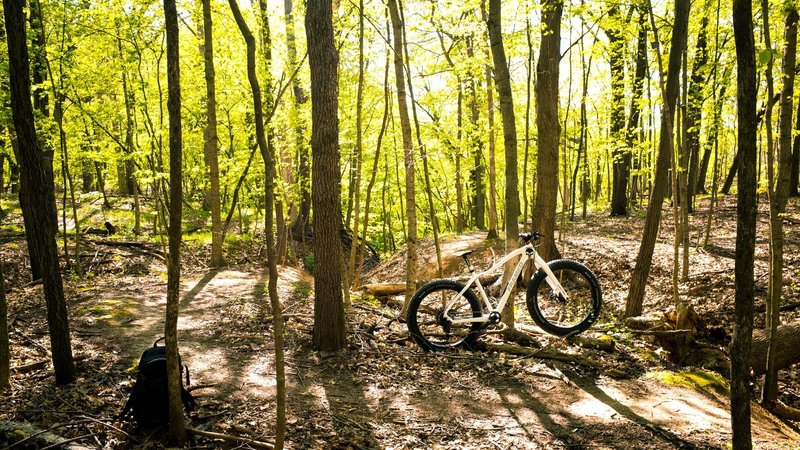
526 259 602 336
407 279 482 351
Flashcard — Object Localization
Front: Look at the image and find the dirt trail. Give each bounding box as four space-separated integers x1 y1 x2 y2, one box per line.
113 266 798 449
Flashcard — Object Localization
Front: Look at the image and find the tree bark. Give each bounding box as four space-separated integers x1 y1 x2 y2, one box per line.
625 0 689 318
254 3 286 445
387 0 417 314
466 37 485 231
686 17 709 212
4 0 75 385
607 4 629 217
731 0 758 445
307 0 346 351
162 0 186 442
201 0 224 268
533 0 563 262
487 0 520 325
763 5 798 410
0 259 8 390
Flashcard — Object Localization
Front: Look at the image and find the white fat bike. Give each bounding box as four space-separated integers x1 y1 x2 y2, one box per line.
406 232 602 351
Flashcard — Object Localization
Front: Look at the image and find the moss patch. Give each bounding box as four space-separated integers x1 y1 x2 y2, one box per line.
75 298 137 326
649 369 730 397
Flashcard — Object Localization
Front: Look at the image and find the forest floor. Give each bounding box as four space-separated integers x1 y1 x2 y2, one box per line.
3 194 800 449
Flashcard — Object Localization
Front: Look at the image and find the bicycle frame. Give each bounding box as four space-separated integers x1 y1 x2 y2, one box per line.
444 242 570 325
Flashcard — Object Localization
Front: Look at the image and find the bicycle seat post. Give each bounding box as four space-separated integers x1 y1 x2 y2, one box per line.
459 251 475 273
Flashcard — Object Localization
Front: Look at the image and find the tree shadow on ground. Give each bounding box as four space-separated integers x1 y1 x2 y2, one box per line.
563 369 705 449
291 350 380 449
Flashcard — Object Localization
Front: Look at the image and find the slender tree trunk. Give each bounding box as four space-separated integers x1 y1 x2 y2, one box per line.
731 0 757 445
533 0 563 262
163 0 186 442
388 0 417 313
202 0 224 268
347 0 366 292
307 0 346 351
4 0 75 385
625 0 689 318
254 2 286 444
467 37 485 230
686 17 709 211
400 0 442 278
524 20 534 227
286 0 311 240
763 6 798 410
355 31 391 288
485 59 499 239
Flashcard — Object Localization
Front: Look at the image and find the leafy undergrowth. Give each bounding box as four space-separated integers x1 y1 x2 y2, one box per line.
2 194 800 449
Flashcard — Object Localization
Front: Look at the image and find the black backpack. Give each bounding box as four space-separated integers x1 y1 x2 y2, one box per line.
119 338 196 427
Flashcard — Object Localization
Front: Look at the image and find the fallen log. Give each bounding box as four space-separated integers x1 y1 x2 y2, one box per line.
750 323 800 377
357 283 406 297
187 427 274 449
475 341 603 369
0 420 94 450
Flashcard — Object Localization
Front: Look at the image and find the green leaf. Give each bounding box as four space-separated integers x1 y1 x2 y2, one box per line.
758 48 774 66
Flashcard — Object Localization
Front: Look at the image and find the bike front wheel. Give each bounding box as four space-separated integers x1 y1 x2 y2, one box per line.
526 259 602 336
407 279 483 351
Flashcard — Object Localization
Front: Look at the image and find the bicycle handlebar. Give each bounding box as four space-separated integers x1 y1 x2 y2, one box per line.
519 231 541 244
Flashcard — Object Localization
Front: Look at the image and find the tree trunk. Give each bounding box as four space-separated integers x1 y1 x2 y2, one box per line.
4 0 75 385
624 0 689 318
487 0 520 325
764 5 798 410
751 323 800 376
0 259 8 390
388 0 417 314
686 17 709 212
466 38 485 231
307 0 347 351
485 62 499 239
607 5 629 217
627 11 647 207
254 3 287 445
347 0 366 290
286 0 311 241
731 0 758 445
201 0 224 268
789 94 800 197
163 0 186 442
533 0 563 262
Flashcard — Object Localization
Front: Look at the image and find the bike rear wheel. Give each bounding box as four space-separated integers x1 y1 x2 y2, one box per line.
526 259 602 336
407 279 483 351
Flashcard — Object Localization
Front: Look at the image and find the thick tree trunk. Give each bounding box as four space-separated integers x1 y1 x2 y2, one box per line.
532 0 563 262
627 11 647 207
625 0 689 318
731 0 758 446
608 5 629 217
307 0 347 351
4 0 75 385
163 0 186 443
0 260 8 390
487 0 520 325
751 323 800 377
